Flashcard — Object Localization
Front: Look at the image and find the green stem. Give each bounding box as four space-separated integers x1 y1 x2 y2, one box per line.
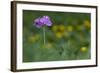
43 26 46 45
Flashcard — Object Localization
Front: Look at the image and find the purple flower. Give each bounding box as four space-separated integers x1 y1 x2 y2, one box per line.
34 16 52 28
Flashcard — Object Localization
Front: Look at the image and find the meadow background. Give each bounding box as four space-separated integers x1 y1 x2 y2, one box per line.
23 10 91 62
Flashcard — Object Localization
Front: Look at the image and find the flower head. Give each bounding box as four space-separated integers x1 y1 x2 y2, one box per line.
80 47 87 52
84 20 91 29
34 16 52 28
52 24 66 39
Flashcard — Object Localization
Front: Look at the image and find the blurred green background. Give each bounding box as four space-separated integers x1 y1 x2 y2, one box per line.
23 10 91 62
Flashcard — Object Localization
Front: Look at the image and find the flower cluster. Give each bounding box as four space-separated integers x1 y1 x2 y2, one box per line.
34 16 52 28
52 25 65 38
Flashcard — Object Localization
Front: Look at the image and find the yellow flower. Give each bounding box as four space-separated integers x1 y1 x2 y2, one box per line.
84 20 91 29
59 25 65 32
52 25 66 39
67 25 73 32
55 32 63 38
80 47 87 52
52 25 58 32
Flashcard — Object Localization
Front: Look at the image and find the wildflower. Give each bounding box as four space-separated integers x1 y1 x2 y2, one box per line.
55 32 63 38
34 15 52 45
84 20 91 29
67 25 73 32
59 25 65 32
52 25 66 38
80 47 87 52
34 16 52 28
52 24 65 32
